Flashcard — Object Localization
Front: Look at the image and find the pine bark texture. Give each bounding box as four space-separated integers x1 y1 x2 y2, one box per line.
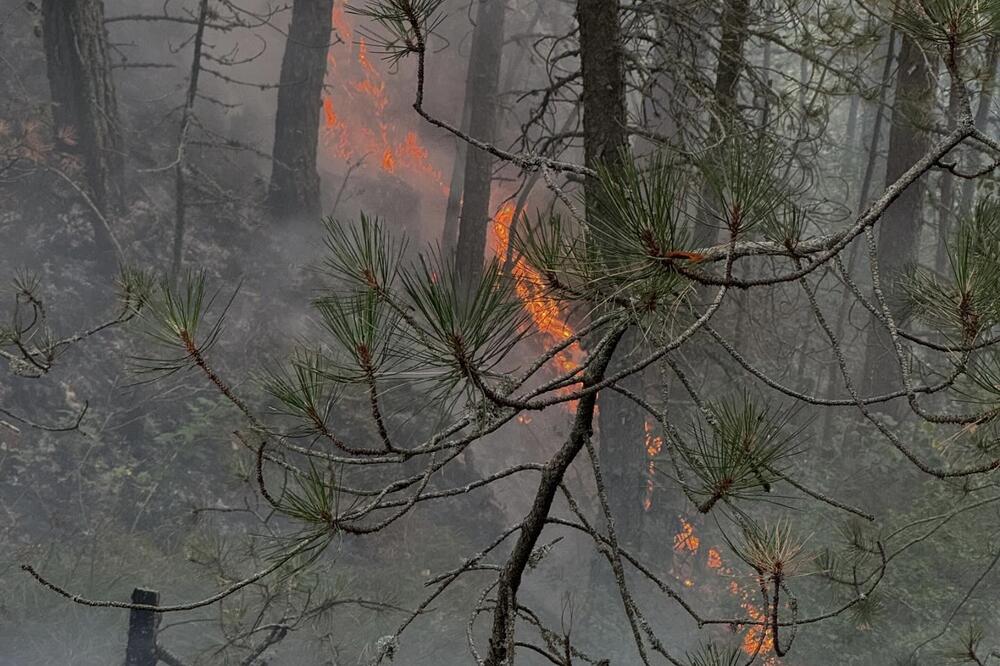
578 0 645 546
41 0 124 258
267 0 334 222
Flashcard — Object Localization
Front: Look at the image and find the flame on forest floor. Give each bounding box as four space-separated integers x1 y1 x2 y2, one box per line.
321 3 447 194
491 202 584 411
672 517 780 664
643 420 663 511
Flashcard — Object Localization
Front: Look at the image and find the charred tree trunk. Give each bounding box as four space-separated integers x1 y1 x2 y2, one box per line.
454 0 505 282
578 0 644 548
693 0 751 248
267 0 334 222
41 0 123 264
860 34 938 405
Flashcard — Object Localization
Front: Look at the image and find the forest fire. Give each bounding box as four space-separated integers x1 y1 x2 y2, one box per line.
490 201 585 408
321 3 447 194
643 419 663 511
672 518 779 662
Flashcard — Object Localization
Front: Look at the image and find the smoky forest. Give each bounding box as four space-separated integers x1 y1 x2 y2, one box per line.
7 0 1000 664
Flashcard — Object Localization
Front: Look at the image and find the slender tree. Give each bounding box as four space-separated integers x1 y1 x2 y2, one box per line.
861 34 938 401
454 0 505 281
693 0 751 248
267 0 335 222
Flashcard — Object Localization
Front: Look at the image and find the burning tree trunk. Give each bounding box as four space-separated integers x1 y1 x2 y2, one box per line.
454 0 505 281
41 0 124 263
267 0 334 222
577 0 645 547
860 34 938 404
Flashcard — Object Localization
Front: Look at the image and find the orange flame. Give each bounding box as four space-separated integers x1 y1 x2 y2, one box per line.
672 518 700 553
643 419 663 511
670 519 779 662
321 3 447 192
491 202 584 410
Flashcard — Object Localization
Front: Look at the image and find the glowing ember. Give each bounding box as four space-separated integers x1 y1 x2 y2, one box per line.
671 518 779 662
643 419 663 511
672 518 700 553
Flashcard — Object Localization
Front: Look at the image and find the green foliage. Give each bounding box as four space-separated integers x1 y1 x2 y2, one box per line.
588 149 689 272
684 642 745 666
904 199 1000 342
131 271 236 378
892 0 1000 47
321 214 405 293
346 0 446 64
731 517 810 576
941 623 988 663
681 393 800 511
314 290 401 381
697 131 793 238
261 349 340 433
399 251 526 391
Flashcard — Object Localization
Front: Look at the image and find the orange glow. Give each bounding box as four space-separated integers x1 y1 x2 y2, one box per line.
382 147 396 172
490 202 585 410
672 518 700 553
671 519 778 662
643 419 663 511
321 4 447 192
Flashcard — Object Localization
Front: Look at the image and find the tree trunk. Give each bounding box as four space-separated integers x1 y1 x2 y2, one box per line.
578 0 644 547
820 29 896 443
267 0 334 222
860 34 938 403
693 0 751 248
454 0 505 282
441 99 469 253
41 0 124 263
124 588 159 666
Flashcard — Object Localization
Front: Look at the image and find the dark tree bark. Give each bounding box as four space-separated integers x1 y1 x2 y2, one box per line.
267 0 334 222
693 0 751 248
578 0 645 547
124 588 159 666
861 34 938 402
41 0 124 262
485 329 624 666
454 0 505 281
